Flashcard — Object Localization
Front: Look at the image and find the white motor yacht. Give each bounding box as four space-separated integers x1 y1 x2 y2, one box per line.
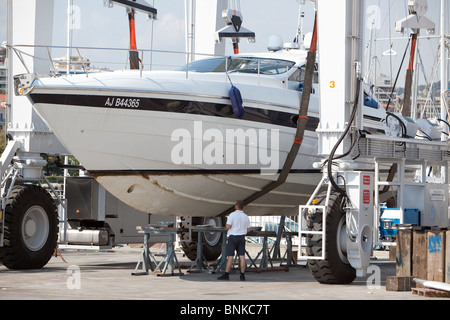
23 48 388 217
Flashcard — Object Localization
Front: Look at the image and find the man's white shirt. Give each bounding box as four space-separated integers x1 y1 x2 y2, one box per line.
226 210 250 236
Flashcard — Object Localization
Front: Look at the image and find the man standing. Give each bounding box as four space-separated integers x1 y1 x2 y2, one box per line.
217 200 250 281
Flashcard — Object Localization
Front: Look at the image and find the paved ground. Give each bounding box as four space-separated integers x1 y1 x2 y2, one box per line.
0 244 442 302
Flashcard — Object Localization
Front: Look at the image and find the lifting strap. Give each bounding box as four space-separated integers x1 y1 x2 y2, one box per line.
402 32 418 117
128 9 140 70
219 13 318 217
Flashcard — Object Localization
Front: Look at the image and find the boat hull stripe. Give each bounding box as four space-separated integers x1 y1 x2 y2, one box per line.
29 93 320 131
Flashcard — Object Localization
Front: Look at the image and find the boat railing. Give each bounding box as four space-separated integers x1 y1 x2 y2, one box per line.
7 44 292 86
8 44 217 78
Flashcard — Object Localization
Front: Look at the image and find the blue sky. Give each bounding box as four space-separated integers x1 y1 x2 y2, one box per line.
0 0 448 85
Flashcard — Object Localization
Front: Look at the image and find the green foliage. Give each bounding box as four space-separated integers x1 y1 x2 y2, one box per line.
42 155 81 178
0 129 6 155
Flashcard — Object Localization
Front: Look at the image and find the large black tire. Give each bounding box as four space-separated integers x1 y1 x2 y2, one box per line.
0 185 58 269
306 192 356 284
180 217 226 261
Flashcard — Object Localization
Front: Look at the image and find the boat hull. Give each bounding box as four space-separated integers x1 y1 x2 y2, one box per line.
30 88 324 216
91 172 322 217
27 71 391 217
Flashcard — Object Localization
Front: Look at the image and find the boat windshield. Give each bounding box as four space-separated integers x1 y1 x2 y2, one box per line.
176 57 296 75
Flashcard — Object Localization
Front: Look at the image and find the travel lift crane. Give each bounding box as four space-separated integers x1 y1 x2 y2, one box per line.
105 0 158 69
0 0 157 270
183 0 255 60
1 0 447 287
298 0 448 284
215 5 256 55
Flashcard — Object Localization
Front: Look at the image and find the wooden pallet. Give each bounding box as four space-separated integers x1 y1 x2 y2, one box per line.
412 287 450 298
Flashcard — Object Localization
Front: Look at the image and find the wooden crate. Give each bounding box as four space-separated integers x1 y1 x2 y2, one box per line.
396 229 412 276
427 230 446 282
386 276 413 291
412 230 427 281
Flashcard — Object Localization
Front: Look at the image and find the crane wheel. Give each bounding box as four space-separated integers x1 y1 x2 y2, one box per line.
0 185 58 269
306 192 356 284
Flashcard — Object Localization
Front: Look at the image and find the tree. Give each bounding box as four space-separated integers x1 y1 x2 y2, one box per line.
0 129 6 155
43 155 64 177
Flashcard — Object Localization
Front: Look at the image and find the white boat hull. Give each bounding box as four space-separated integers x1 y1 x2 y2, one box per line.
31 86 323 216
27 67 390 217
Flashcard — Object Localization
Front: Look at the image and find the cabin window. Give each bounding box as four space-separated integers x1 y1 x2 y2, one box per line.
177 57 295 75
176 58 227 73
227 58 295 75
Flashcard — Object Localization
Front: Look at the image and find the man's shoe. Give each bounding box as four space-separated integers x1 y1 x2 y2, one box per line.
217 273 229 280
240 274 246 281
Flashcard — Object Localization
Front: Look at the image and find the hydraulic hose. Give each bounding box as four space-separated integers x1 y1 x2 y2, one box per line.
327 78 361 199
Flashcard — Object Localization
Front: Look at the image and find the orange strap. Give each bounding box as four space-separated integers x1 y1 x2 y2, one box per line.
128 10 137 51
233 42 240 55
408 33 418 70
309 13 318 53
294 137 303 145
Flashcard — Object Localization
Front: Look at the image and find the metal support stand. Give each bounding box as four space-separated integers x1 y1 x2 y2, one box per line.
244 231 278 272
132 228 183 277
154 232 184 277
213 230 228 273
271 216 286 259
279 232 301 267
132 232 157 275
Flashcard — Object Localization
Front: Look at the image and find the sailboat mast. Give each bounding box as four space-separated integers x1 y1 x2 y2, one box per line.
441 0 448 135
67 0 72 75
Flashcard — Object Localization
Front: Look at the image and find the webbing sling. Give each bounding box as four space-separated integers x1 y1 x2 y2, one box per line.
219 14 318 217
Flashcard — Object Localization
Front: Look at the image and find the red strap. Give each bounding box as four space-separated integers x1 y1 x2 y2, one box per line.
408 33 418 70
128 10 137 51
294 137 303 145
309 13 318 53
233 42 240 55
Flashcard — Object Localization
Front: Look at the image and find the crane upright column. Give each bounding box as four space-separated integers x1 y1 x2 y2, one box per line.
314 0 374 278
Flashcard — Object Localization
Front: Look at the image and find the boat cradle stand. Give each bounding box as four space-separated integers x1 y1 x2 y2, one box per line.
243 231 281 272
132 227 184 277
278 231 301 268
187 226 228 274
